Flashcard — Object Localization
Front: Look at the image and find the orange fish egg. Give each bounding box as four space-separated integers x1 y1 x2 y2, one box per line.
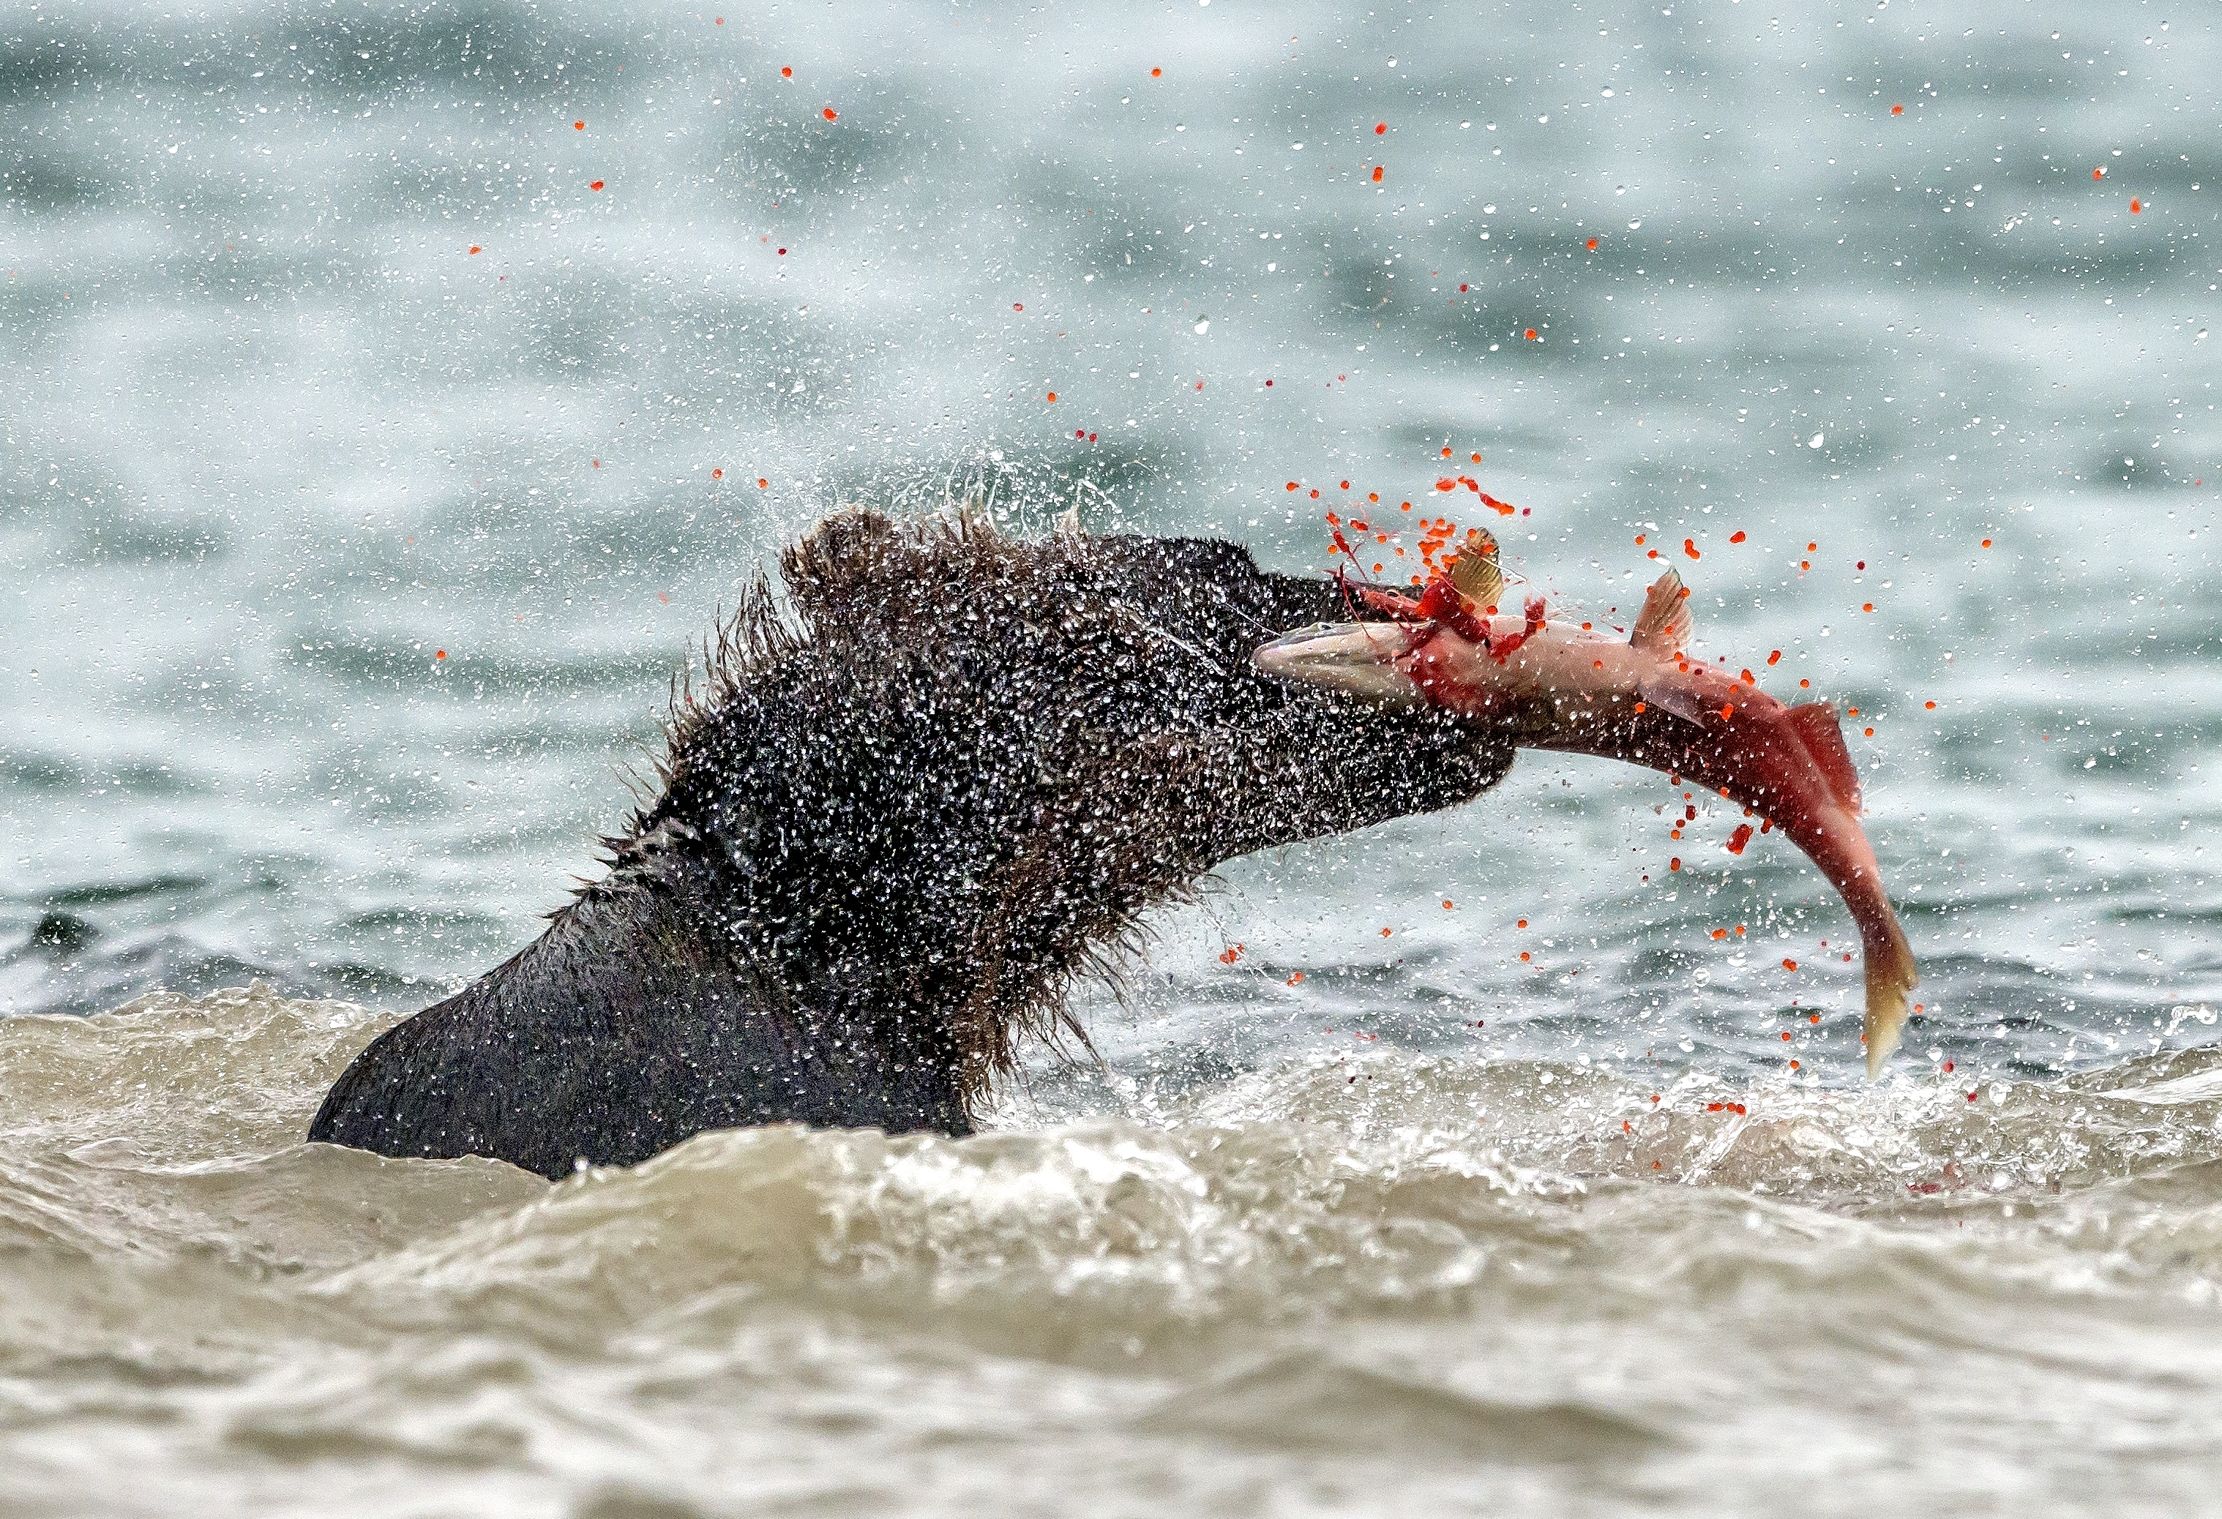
1729 530 1746 543
1782 958 1798 971
1371 165 1384 183
822 107 839 121
589 179 605 191
1891 103 1904 115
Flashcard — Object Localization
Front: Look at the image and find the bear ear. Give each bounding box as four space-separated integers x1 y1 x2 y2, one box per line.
779 507 908 619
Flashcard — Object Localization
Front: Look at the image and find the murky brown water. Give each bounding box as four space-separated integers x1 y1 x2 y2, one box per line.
5 986 2221 1516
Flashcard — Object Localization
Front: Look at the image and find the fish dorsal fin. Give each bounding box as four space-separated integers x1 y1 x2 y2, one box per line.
1447 528 1504 610
1786 701 1863 813
1630 570 1691 654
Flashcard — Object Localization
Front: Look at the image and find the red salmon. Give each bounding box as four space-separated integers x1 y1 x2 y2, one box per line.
1257 534 1918 1073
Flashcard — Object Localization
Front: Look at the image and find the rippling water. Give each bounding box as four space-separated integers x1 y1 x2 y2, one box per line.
3 0 2218 1512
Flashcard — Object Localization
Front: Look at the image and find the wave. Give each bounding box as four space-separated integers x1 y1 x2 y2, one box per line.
9 989 2222 1513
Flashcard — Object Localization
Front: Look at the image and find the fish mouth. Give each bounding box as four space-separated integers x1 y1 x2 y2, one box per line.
1254 623 1425 709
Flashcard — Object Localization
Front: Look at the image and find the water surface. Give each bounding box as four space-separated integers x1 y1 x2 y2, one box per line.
2 1 2217 1512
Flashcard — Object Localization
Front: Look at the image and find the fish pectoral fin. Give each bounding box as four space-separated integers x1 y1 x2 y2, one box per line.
1635 677 1710 726
1630 570 1691 655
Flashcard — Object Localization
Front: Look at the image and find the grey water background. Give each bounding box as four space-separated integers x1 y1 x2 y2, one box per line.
2 2 2221 1514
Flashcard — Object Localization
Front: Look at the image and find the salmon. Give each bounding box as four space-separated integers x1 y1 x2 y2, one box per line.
1255 532 1918 1074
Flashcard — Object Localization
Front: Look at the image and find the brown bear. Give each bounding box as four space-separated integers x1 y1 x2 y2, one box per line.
309 509 1511 1178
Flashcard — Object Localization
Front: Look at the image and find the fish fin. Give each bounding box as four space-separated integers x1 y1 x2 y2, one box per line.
1447 529 1504 611
1635 678 1709 726
1630 570 1690 654
1862 914 1920 1078
1785 702 1864 814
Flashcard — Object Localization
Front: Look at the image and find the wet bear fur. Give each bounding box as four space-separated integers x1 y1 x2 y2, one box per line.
309 509 1512 1177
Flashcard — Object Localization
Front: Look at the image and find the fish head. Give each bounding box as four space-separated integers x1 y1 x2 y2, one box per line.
1249 620 1437 709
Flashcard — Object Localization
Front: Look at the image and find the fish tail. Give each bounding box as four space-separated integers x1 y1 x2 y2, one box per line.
1860 906 1920 1078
